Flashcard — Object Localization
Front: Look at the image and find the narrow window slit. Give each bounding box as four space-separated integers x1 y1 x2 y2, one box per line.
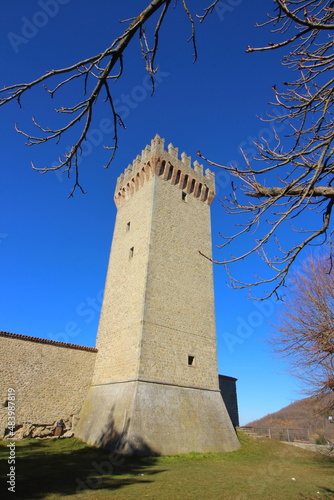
167 165 173 181
189 179 196 194
159 160 166 176
188 355 195 366
196 183 202 198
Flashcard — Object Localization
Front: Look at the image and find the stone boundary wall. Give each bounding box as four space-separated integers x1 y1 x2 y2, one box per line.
0 331 97 438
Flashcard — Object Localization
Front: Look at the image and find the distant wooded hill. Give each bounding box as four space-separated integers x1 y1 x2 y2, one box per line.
246 395 334 442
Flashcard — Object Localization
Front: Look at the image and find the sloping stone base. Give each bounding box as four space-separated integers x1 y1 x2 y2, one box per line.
75 380 240 455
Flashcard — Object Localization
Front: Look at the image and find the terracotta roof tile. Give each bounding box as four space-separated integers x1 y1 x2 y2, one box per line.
0 331 98 352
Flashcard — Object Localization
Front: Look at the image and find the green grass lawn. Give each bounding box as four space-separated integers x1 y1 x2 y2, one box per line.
1 432 333 499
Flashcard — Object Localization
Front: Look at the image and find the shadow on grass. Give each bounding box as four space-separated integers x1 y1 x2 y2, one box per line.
1 438 165 499
317 486 334 494
1 406 165 500
0 408 170 500
300 487 334 500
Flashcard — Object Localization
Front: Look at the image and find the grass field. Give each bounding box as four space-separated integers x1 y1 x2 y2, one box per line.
1 431 333 499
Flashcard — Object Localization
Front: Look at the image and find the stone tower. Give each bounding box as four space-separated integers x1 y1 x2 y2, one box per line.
76 134 239 455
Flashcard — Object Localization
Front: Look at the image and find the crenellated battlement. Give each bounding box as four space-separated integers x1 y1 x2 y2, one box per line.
114 134 215 208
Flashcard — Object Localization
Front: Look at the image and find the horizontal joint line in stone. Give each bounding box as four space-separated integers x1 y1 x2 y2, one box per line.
91 378 221 393
142 320 216 341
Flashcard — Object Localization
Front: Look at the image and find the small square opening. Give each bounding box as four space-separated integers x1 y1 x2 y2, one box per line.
188 355 195 366
182 192 187 202
129 246 134 259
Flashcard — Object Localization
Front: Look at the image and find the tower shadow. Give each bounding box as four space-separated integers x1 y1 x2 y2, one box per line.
94 404 159 457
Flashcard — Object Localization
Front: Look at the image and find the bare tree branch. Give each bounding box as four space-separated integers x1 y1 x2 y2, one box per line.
0 0 217 196
246 184 334 198
3 0 334 300
198 0 334 299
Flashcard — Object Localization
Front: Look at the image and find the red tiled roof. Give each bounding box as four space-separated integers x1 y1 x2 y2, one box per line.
0 331 98 352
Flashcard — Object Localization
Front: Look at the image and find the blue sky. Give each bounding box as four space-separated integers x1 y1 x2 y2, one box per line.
0 0 312 425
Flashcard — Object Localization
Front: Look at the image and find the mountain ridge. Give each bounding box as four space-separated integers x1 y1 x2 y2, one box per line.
246 395 334 442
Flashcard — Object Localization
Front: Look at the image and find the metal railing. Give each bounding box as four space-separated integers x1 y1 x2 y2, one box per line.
240 427 311 443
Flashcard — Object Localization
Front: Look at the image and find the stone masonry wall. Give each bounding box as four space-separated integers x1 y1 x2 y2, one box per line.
140 174 218 390
92 177 155 384
0 332 97 437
